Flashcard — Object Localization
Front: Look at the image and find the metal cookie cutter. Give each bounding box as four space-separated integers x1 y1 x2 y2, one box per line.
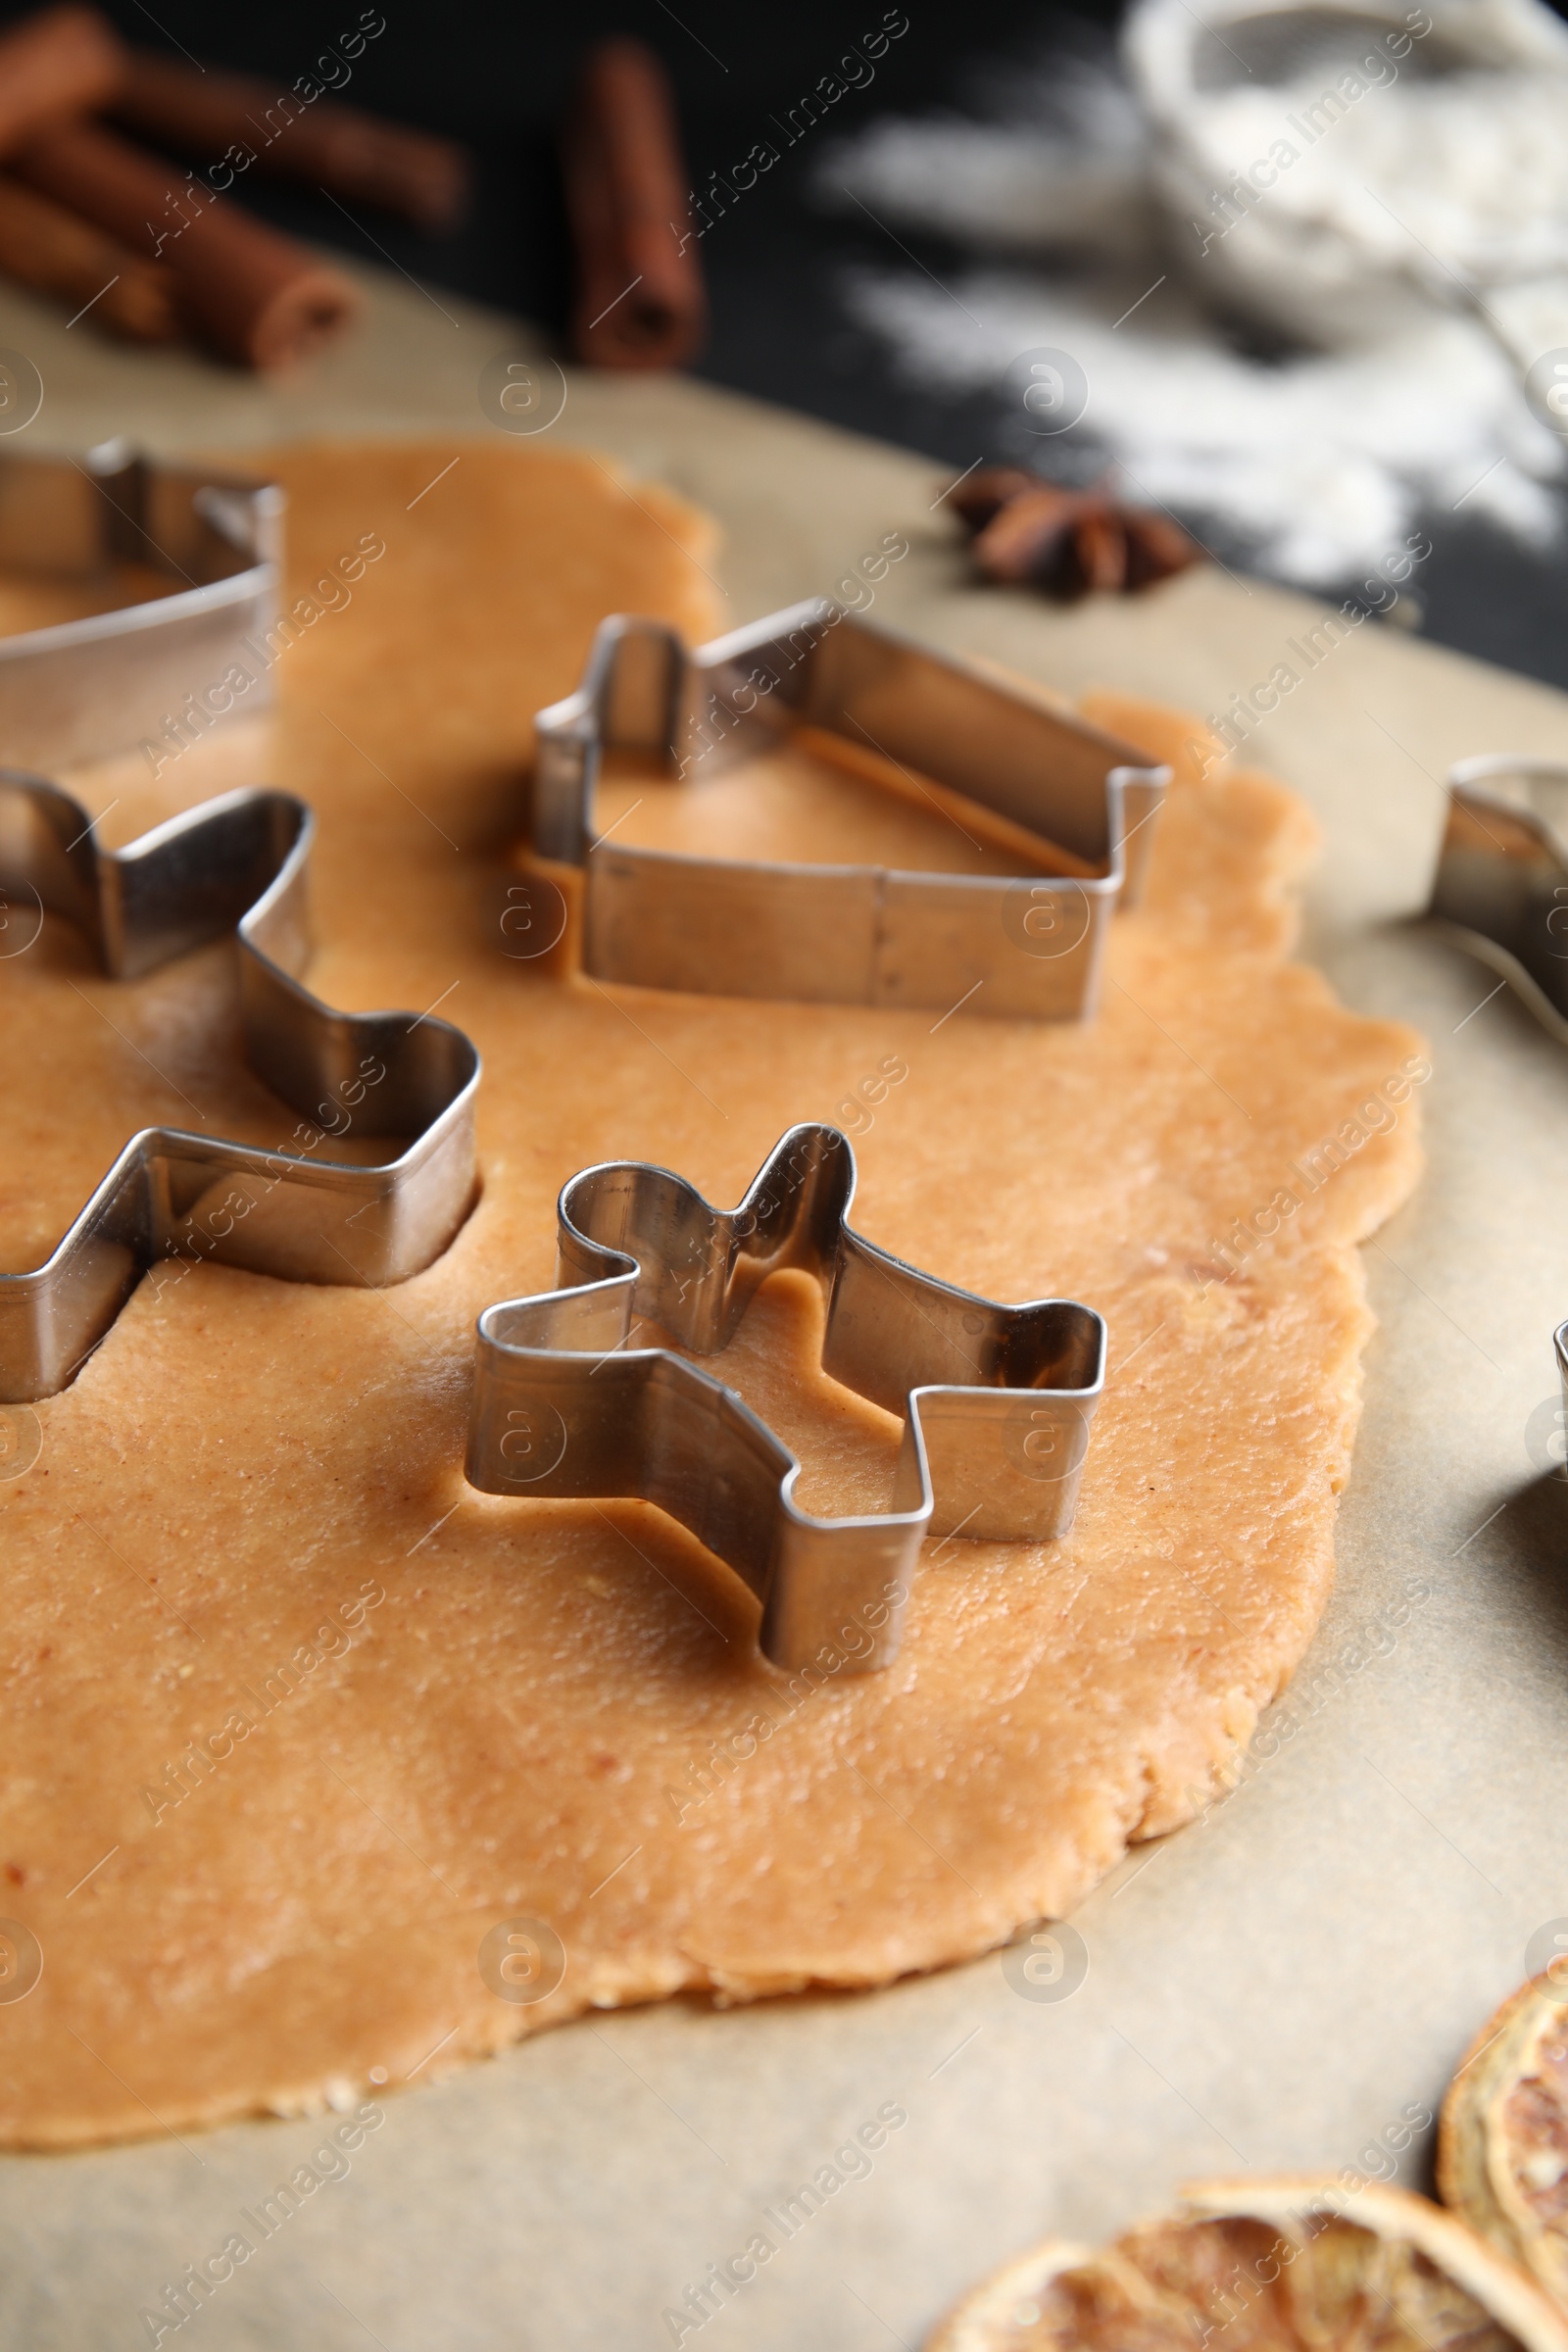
1426 756 1568 1047
0 775 478 1400
529 598 1169 1019
0 442 279 770
466 1123 1104 1674
1431 763 1568 1445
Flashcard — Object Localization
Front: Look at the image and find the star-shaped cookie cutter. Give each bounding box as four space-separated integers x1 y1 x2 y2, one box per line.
1426 755 1568 1047
465 1124 1104 1674
0 774 478 1400
529 598 1169 1020
0 441 280 770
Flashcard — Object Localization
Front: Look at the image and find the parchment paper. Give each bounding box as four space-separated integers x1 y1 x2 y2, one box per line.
1 258 1566 2352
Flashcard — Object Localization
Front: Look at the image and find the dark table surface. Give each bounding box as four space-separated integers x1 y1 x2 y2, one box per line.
20 0 1568 699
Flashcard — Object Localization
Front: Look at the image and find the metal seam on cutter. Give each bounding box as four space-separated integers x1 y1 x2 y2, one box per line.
0 443 281 771
1426 755 1568 1050
465 1123 1104 1675
0 774 479 1401
529 598 1170 1020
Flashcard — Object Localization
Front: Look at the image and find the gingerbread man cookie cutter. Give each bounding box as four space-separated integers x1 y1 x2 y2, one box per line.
528 599 1169 1020
0 775 478 1401
466 1124 1104 1674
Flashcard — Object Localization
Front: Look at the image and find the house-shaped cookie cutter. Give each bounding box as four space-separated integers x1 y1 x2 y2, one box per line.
0 441 279 771
466 1123 1104 1674
530 599 1169 1019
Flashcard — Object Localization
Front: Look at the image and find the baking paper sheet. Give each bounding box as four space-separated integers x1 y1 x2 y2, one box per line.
1 260 1566 2352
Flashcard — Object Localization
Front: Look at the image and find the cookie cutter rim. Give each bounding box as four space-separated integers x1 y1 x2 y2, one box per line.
0 440 280 772
528 597 1169 1021
1425 753 1568 1050
465 1122 1105 1675
0 771 478 1402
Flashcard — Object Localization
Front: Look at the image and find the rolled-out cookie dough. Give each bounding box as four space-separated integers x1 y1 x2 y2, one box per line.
0 440 1423 2146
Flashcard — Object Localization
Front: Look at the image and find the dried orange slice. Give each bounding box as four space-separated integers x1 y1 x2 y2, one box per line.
1441 1975 1568 2314
927 2177 1568 2352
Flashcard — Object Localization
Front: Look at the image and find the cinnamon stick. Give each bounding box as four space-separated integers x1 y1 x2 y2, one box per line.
10 120 357 369
111 54 470 233
0 4 125 157
0 173 176 340
562 38 706 371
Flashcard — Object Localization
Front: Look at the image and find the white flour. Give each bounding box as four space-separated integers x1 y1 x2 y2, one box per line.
824 4 1568 587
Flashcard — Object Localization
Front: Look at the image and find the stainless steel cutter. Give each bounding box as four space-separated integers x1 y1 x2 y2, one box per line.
0 775 478 1400
530 599 1169 1021
1426 755 1568 1048
0 441 279 771
466 1123 1104 1674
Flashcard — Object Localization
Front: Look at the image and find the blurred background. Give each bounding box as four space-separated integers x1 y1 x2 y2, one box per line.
12 0 1568 688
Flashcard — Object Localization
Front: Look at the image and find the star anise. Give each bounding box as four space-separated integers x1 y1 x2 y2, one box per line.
951 468 1200 602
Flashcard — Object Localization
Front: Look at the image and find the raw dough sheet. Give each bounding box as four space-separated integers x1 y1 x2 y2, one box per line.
0 437 1419 2149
